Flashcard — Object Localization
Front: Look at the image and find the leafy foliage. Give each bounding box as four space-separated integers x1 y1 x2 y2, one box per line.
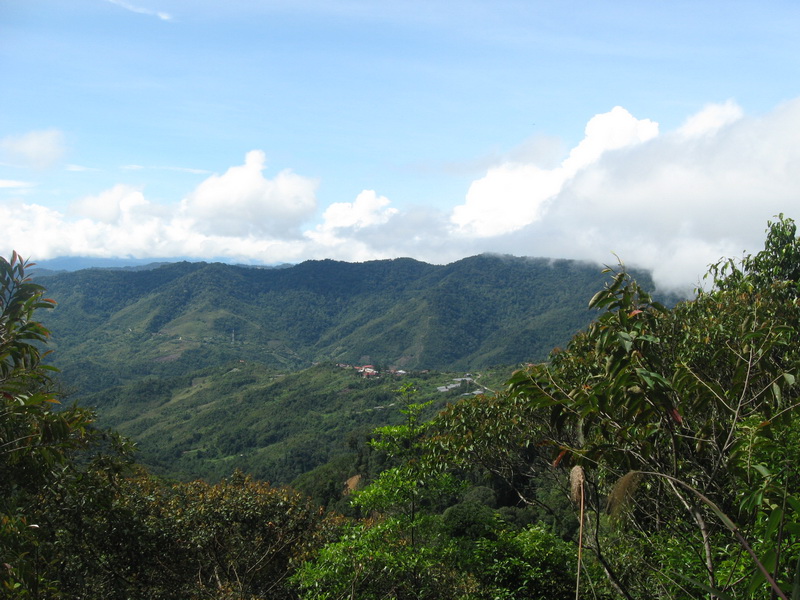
1 251 56 388
423 216 800 598
41 470 337 599
295 384 588 599
1 253 99 596
11 215 800 599
1 253 342 599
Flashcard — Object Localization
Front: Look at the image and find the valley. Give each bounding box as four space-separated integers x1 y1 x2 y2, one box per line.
35 253 647 490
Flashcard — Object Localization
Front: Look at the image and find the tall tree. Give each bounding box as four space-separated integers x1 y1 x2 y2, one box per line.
1 252 97 595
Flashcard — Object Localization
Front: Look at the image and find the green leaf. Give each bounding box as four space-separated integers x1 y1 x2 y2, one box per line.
765 506 784 539
748 548 778 595
772 381 783 404
786 496 800 515
754 464 772 478
673 572 736 600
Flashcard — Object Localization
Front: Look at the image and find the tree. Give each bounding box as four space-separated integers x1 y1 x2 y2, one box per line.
426 217 800 599
293 384 468 599
1 252 97 596
40 469 337 599
513 259 800 597
1 252 345 598
295 384 586 600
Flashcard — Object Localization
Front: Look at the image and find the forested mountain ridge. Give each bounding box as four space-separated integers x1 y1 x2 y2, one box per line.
33 253 661 485
36 253 664 394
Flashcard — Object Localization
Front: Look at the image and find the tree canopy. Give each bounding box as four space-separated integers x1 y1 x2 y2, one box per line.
427 215 800 598
5 216 800 598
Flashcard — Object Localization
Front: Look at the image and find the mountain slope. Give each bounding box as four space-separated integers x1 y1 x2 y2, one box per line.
33 254 668 484
37 254 660 394
79 362 507 484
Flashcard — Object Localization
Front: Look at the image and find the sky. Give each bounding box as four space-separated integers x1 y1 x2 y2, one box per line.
2 1 800 292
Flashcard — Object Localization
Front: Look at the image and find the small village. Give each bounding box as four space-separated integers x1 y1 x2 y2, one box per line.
336 363 487 396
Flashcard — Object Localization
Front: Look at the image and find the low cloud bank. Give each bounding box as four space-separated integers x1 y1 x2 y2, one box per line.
3 99 800 292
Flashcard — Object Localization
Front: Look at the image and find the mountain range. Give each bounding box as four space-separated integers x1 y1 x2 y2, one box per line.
33 253 665 485
36 254 650 382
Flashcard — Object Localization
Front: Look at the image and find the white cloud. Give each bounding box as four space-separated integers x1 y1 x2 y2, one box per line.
314 190 397 232
563 106 659 172
0 202 80 260
677 99 744 138
0 129 65 170
5 100 800 293
484 99 800 292
70 184 148 223
0 180 35 189
0 151 319 263
451 163 563 237
121 164 210 174
450 106 658 237
104 0 172 21
181 150 319 239
163 166 211 175
66 164 100 172
303 190 401 260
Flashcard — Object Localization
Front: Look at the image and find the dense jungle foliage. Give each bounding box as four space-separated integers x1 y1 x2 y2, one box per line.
4 216 800 598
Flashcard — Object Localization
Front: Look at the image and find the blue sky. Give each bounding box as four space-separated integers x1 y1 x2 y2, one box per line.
2 0 800 290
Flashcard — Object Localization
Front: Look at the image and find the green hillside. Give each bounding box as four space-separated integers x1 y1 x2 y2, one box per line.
37 254 660 389
33 253 667 484
76 361 509 486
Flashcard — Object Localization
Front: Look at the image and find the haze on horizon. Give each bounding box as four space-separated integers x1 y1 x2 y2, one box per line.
2 1 800 292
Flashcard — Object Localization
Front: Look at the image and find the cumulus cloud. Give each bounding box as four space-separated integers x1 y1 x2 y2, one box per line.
301 190 404 261
5 100 800 293
319 190 398 230
0 129 66 170
451 107 658 236
71 184 149 224
0 203 75 260
309 190 397 240
677 99 744 138
481 99 800 292
1 151 320 263
181 150 318 239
